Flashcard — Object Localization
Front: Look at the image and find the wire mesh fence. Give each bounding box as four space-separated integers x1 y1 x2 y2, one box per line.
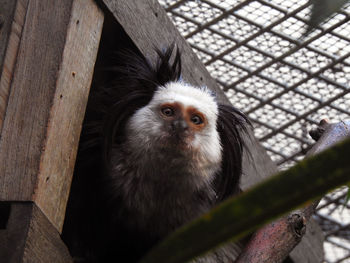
158 0 350 261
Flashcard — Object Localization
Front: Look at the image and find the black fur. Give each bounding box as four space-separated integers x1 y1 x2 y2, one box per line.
216 105 250 200
80 43 181 164
62 45 249 262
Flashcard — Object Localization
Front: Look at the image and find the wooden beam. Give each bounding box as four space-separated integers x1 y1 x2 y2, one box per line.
100 1 323 262
0 202 73 262
0 0 104 232
0 0 28 132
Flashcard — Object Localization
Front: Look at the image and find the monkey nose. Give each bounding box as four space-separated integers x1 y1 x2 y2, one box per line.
171 120 189 132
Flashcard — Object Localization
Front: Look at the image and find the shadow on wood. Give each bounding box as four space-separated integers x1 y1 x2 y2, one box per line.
0 202 72 263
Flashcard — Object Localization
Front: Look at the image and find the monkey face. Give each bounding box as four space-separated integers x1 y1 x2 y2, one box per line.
158 102 207 145
126 81 222 164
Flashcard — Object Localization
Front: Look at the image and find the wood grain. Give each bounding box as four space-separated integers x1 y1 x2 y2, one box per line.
0 202 72 262
24 203 73 262
0 202 31 262
0 0 103 232
33 0 104 232
0 0 28 132
0 0 17 73
0 0 73 203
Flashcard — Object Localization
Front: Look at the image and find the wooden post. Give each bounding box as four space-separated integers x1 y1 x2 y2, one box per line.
0 0 28 132
99 0 323 261
0 0 103 261
0 202 72 263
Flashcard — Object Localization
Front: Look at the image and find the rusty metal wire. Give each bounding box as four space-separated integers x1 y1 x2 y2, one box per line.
158 0 350 262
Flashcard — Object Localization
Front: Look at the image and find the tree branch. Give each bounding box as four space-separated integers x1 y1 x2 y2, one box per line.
235 119 348 263
139 120 350 263
235 120 350 263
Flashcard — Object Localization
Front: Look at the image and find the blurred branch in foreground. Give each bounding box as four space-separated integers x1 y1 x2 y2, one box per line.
140 121 350 263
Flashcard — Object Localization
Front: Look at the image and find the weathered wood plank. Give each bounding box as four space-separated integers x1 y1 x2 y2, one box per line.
0 0 18 73
0 202 31 262
0 0 74 202
0 0 103 232
24 203 73 262
0 202 73 262
100 1 323 261
0 0 28 132
33 0 104 232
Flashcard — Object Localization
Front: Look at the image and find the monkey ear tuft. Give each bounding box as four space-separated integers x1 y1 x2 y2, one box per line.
215 105 251 201
155 43 182 85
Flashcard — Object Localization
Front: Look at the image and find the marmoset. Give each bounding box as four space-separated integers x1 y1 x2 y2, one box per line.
62 45 249 262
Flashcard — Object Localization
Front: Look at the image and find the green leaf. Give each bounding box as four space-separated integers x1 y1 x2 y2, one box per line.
140 137 350 263
306 0 349 35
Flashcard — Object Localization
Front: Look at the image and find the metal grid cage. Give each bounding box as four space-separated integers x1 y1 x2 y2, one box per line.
158 0 350 262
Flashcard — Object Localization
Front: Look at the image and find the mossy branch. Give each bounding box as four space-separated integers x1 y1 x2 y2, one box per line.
140 137 350 263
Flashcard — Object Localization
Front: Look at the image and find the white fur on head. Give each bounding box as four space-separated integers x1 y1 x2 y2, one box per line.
127 81 222 167
153 81 219 122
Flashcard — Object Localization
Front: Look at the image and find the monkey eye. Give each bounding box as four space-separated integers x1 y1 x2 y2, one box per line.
161 107 174 117
191 115 203 125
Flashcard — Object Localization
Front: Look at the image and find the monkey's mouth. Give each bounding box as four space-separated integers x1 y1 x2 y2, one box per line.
160 131 193 149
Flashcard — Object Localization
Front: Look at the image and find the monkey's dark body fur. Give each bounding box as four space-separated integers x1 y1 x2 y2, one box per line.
62 46 249 262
